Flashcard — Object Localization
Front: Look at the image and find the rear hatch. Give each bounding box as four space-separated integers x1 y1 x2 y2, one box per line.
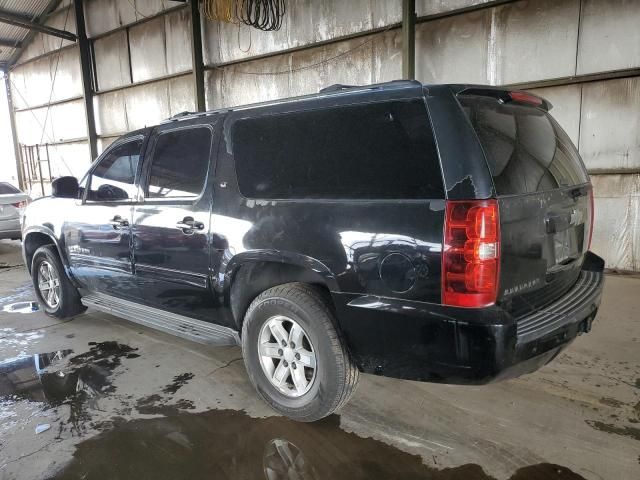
458 89 592 318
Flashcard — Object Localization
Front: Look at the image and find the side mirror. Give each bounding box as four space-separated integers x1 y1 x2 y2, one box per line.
51 176 79 199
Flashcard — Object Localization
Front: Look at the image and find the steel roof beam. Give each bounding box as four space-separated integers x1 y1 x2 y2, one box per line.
0 9 77 42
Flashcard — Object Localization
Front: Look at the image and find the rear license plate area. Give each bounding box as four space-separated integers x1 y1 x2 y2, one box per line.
554 229 577 264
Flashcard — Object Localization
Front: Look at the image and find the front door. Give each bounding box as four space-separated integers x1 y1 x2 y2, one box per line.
132 120 216 321
65 135 145 300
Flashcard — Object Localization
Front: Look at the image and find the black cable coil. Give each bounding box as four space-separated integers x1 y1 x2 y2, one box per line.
236 0 286 31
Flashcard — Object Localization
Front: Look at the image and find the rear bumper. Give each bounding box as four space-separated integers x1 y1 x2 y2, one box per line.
333 251 605 384
0 217 21 239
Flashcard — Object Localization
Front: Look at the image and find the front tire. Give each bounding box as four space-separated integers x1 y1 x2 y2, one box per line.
31 245 86 319
242 283 359 422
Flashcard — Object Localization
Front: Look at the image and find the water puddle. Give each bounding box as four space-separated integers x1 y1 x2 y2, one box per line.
0 342 139 433
50 408 587 480
2 300 40 313
1 344 589 480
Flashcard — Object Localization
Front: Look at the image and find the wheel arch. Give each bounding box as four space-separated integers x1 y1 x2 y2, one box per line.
221 251 339 331
23 227 69 275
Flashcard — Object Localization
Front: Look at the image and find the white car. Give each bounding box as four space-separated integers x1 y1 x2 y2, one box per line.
0 182 30 240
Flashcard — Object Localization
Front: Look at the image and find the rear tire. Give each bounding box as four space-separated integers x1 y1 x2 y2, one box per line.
31 245 86 319
242 283 359 422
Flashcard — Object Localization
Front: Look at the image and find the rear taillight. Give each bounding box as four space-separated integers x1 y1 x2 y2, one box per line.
12 201 28 209
442 200 500 308
587 187 594 250
508 91 543 107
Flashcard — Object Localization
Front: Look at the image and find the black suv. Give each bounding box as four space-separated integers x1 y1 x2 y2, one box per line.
22 80 604 421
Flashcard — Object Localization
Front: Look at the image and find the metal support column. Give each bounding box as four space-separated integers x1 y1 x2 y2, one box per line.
402 0 416 80
190 0 206 112
74 0 98 161
4 73 24 189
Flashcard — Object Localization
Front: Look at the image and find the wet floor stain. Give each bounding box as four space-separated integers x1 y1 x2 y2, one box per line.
598 397 625 408
136 393 196 416
586 420 640 441
586 392 640 442
508 464 587 480
49 408 587 480
162 372 195 394
1 300 39 313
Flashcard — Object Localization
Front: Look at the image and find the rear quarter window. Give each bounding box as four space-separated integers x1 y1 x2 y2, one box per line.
232 100 443 200
459 96 588 195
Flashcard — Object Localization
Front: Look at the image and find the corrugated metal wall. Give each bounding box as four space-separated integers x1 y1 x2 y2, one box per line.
7 0 640 271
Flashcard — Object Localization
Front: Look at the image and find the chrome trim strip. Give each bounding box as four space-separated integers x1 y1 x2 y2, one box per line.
69 253 132 273
135 263 208 288
81 292 239 346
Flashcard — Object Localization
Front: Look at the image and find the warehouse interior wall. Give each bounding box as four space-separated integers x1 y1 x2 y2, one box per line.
5 0 640 271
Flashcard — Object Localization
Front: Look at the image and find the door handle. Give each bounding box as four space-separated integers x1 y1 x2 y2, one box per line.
109 215 129 229
176 216 204 234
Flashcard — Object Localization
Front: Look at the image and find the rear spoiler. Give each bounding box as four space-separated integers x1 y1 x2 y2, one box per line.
454 86 552 111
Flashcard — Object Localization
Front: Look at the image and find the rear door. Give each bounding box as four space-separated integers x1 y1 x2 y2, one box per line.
458 93 591 317
132 120 216 320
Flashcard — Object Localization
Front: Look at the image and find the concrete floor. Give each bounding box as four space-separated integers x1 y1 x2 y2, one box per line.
0 239 638 480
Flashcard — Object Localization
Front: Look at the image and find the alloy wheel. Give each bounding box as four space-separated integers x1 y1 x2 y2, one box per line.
37 260 61 309
258 315 317 397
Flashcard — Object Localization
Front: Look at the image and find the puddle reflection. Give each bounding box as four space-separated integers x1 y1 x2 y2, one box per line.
2 300 39 313
0 350 72 402
0 342 138 432
0 282 36 306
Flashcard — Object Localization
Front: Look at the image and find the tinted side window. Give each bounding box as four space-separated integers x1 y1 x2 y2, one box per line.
88 139 142 202
0 182 20 194
147 127 212 198
460 96 588 195
232 100 443 199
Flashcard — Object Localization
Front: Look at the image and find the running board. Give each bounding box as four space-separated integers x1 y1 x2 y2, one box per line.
81 293 240 346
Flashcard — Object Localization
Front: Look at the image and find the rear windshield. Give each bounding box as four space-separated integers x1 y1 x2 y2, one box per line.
0 182 20 194
459 96 588 195
232 100 443 200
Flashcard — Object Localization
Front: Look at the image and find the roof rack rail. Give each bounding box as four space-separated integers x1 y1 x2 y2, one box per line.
318 84 357 93
319 79 422 94
169 111 196 119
